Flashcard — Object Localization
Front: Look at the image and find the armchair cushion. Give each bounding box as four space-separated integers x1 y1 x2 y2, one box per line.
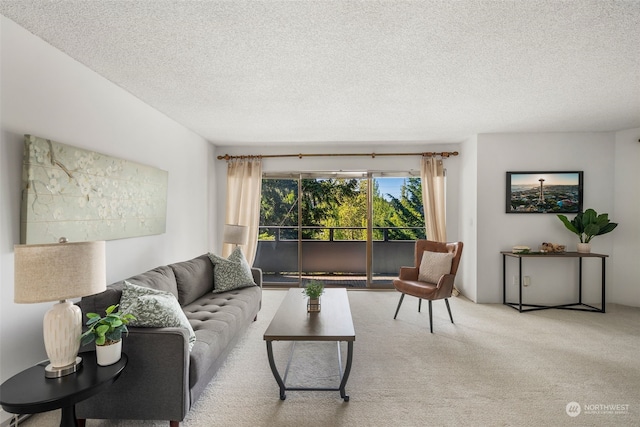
418 250 454 284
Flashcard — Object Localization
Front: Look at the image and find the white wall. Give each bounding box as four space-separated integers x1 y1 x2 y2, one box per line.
0 17 215 385
474 132 618 304
612 128 640 307
459 135 478 301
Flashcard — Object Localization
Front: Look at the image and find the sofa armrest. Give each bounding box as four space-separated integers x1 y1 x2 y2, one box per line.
77 326 190 422
251 267 263 288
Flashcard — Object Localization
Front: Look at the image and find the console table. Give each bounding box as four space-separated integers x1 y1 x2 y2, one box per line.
0 351 127 427
501 251 607 313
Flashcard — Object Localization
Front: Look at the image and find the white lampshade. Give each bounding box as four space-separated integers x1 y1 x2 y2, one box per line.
14 240 107 378
223 224 249 246
14 240 106 303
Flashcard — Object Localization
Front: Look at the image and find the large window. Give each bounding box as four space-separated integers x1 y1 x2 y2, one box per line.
255 173 425 288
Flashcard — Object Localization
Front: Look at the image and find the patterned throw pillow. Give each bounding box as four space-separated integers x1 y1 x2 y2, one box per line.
207 247 256 293
120 281 196 351
418 251 454 284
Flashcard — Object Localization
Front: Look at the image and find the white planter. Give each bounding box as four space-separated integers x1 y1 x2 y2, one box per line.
96 340 122 366
577 243 592 253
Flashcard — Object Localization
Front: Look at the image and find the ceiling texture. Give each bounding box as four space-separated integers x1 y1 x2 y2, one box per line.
1 1 639 146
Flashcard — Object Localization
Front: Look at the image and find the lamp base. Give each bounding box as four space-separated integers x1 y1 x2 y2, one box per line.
45 356 83 378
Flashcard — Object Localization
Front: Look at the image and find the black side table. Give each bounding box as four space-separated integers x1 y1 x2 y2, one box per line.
0 351 127 427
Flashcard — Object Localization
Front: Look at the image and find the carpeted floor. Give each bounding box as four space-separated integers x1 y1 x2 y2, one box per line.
22 289 640 426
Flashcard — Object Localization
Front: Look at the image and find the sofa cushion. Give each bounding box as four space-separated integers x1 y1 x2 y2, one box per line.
120 281 196 350
126 265 179 300
182 285 261 387
170 255 215 306
208 248 256 293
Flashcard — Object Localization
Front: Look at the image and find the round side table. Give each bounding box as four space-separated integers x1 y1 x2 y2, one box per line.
0 351 127 427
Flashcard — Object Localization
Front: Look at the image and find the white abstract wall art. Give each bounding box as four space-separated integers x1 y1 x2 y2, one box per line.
21 135 168 244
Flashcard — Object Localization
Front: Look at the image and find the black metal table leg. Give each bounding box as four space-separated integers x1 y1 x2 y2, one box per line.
578 257 583 304
602 257 606 313
266 341 286 400
502 254 506 305
518 256 523 312
338 341 353 402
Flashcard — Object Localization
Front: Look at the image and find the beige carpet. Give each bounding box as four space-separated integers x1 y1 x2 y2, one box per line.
22 290 640 426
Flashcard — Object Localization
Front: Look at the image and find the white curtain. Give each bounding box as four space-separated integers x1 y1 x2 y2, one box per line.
224 158 262 264
421 156 447 242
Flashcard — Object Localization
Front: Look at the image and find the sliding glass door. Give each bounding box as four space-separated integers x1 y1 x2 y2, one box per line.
256 173 424 288
370 175 425 287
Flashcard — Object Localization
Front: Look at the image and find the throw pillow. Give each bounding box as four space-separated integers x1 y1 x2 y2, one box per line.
418 251 454 284
120 281 196 351
208 247 257 293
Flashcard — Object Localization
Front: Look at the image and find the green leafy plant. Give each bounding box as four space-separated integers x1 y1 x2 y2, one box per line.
302 281 325 299
557 209 618 243
80 304 136 346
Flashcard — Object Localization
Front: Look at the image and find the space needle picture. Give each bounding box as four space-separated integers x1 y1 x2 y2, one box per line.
507 172 583 213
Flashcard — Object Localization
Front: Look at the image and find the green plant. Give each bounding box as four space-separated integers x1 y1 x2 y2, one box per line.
80 304 136 346
557 209 618 243
302 281 325 299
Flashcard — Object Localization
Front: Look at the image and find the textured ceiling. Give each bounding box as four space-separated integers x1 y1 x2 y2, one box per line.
1 1 639 145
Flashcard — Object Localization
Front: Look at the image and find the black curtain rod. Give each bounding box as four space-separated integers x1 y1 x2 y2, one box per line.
217 151 459 161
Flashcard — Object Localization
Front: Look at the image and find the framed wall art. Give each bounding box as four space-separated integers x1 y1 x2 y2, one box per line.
506 171 583 214
21 134 168 244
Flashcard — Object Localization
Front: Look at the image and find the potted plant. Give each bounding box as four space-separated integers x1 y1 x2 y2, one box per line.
80 304 136 366
557 208 618 253
302 281 325 312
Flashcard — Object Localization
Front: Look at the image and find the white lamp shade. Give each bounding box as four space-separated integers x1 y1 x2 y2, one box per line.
223 224 249 246
14 240 107 303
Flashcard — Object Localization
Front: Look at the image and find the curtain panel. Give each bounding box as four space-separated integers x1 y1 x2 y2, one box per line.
224 158 262 264
420 156 447 242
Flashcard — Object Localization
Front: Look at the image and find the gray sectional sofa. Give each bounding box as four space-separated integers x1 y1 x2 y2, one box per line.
76 254 262 426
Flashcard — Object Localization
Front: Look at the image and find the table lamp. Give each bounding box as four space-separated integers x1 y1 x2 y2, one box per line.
223 224 249 249
14 239 106 378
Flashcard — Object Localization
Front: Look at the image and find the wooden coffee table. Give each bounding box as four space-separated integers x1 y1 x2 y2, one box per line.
264 288 355 401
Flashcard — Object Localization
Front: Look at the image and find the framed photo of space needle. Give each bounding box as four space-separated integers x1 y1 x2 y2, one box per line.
506 171 583 214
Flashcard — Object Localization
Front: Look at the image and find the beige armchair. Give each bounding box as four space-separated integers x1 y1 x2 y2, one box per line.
393 240 463 333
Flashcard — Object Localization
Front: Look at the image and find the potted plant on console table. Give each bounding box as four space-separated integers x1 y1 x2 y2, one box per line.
557 208 618 253
80 304 135 366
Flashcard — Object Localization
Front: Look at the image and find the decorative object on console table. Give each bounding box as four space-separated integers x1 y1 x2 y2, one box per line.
303 281 324 312
223 223 249 249
557 208 618 253
13 239 106 378
80 304 135 366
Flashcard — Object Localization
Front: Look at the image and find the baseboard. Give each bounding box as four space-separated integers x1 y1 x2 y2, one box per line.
0 410 31 427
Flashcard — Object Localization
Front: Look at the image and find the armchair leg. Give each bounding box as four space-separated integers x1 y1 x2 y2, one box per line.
428 300 433 333
445 298 454 324
418 298 422 312
394 293 405 319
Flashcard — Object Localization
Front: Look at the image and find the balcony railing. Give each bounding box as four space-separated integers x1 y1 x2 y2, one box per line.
254 226 423 285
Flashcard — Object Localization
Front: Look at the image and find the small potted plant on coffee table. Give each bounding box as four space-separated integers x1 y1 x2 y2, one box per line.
80 304 136 366
302 281 324 313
